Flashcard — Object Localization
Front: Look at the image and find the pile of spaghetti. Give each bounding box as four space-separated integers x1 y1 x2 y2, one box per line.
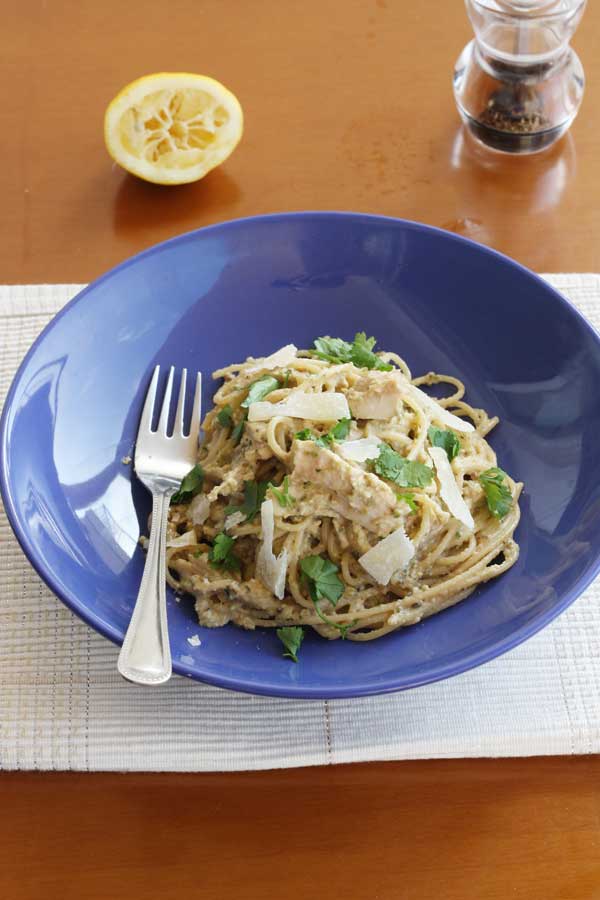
166 334 521 656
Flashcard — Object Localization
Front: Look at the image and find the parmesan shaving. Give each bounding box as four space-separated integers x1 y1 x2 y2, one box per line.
338 437 382 463
189 494 210 526
224 510 245 531
429 446 475 530
166 530 197 549
256 499 288 599
406 383 474 433
358 525 415 586
246 344 298 373
248 391 350 423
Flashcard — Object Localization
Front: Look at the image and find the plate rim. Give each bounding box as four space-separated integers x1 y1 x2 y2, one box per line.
2 210 600 698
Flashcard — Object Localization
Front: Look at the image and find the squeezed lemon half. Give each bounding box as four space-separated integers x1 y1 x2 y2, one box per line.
104 72 243 185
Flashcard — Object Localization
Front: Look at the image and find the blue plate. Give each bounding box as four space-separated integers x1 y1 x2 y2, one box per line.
2 213 600 698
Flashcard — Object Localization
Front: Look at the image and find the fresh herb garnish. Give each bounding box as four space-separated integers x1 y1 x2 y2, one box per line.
300 555 351 638
226 480 269 522
300 555 344 606
312 332 392 371
479 467 513 519
396 491 418 513
295 418 353 449
241 375 280 409
231 411 248 446
428 426 460 461
171 464 204 505
208 532 241 571
276 626 304 662
217 404 234 428
329 417 352 441
268 475 294 508
368 444 433 488
282 369 291 388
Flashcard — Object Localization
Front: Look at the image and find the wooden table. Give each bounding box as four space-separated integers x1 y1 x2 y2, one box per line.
2 2 600 898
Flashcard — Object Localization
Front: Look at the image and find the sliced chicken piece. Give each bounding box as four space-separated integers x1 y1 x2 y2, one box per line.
290 440 398 536
347 370 475 433
346 371 403 419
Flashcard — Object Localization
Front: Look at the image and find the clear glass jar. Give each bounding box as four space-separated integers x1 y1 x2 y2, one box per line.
453 0 586 153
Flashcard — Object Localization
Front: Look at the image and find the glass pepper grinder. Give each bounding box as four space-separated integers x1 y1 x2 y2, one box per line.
453 0 586 153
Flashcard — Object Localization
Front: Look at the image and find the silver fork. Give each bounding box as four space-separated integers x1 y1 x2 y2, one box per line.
118 365 202 686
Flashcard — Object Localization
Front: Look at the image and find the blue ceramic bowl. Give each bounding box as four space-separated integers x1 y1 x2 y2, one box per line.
2 213 600 698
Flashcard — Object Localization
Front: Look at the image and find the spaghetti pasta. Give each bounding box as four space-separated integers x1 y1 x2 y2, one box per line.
165 337 521 644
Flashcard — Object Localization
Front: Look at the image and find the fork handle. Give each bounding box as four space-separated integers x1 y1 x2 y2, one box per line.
118 489 173 685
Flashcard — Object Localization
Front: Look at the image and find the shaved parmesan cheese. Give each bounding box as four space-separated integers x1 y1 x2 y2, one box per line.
224 510 245 531
338 437 382 463
406 383 474 433
429 446 475 530
248 391 350 423
358 525 415 586
166 530 197 549
246 344 298 373
189 494 210 526
256 499 289 599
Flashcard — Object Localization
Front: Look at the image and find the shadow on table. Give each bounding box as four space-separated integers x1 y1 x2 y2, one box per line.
111 167 243 239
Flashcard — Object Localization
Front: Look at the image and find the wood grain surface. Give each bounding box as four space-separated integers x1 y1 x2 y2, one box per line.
2 2 600 898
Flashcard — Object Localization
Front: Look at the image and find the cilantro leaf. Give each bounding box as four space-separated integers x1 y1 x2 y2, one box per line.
396 491 418 513
428 426 460 461
350 332 393 371
295 428 313 441
479 467 513 519
300 555 352 638
217 404 234 428
171 464 204 505
276 626 304 662
313 336 353 365
231 411 247 446
368 444 433 488
300 555 344 606
330 417 352 441
268 475 294 508
226 480 269 522
295 418 352 449
208 532 241 571
241 375 280 409
312 333 392 371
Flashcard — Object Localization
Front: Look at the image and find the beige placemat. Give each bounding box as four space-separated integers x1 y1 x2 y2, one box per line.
1 276 599 771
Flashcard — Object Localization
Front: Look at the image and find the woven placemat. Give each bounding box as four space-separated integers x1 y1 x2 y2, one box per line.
1 276 599 771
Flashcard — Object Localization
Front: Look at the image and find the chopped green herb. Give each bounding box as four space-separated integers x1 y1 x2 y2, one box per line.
231 411 247 446
208 532 241 571
428 426 460 461
276 626 304 662
226 480 269 522
396 491 418 513
241 375 280 409
300 555 344 606
217 404 234 428
368 444 433 488
171 464 204 505
295 418 353 449
282 369 291 388
268 475 294 508
312 332 392 371
479 467 513 519
329 417 352 441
